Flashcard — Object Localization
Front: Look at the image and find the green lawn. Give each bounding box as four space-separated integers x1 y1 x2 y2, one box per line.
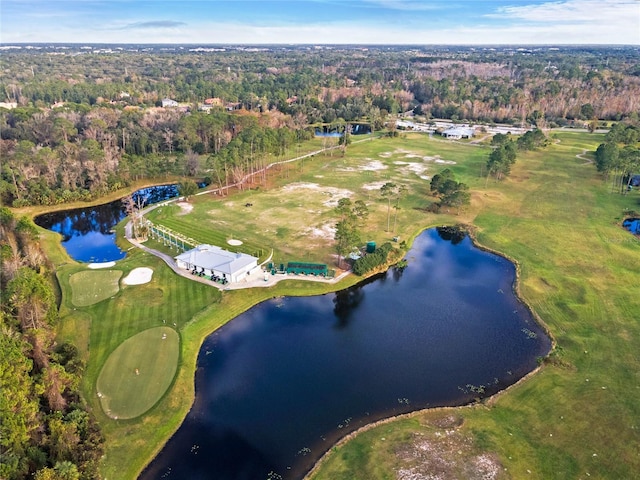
47 131 640 480
69 270 122 307
96 327 180 419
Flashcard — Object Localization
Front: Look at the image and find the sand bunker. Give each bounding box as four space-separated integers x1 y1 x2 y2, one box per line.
176 201 194 215
88 261 116 269
227 239 243 246
122 267 154 285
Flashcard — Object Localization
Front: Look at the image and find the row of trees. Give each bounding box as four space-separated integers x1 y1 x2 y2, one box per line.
593 123 640 193
1 208 104 480
0 105 312 207
595 144 640 194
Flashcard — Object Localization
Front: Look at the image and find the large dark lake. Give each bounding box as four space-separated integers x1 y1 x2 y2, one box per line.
34 185 181 262
140 228 550 480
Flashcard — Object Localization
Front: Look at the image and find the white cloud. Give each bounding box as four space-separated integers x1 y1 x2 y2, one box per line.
120 21 188 30
362 0 447 10
490 0 638 24
1 0 638 44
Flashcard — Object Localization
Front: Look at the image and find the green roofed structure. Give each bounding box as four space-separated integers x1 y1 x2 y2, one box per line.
286 262 329 276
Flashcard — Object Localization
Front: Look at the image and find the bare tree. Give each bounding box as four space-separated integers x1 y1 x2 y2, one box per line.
123 194 148 240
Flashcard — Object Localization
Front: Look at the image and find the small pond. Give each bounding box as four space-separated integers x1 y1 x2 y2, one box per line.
34 185 183 263
140 227 551 480
623 217 640 235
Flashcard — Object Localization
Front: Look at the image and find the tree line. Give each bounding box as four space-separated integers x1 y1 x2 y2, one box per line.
0 106 312 207
1 208 104 480
3 45 639 129
594 123 640 193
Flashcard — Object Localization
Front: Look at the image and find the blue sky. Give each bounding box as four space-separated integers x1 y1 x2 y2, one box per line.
1 0 638 44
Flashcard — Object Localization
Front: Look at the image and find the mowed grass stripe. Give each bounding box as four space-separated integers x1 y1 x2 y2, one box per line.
153 216 266 258
77 254 219 406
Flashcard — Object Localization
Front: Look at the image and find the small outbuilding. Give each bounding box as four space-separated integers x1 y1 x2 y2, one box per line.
175 245 258 283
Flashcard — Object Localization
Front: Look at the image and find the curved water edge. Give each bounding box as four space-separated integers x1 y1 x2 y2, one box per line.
34 184 189 263
139 226 552 480
307 227 555 479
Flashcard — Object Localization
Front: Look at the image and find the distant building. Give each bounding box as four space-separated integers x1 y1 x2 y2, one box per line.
204 97 223 106
162 98 179 108
441 127 475 139
175 245 258 284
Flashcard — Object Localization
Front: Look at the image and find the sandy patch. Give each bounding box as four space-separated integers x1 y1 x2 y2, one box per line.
362 181 390 191
395 415 502 480
306 223 336 240
417 155 456 165
88 261 116 269
394 161 430 179
176 201 194 215
337 159 387 173
361 159 387 171
227 239 243 246
434 159 456 165
122 267 154 286
282 182 322 192
282 183 353 208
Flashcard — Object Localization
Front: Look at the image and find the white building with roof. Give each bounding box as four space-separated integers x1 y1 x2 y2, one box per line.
441 126 475 139
175 245 258 283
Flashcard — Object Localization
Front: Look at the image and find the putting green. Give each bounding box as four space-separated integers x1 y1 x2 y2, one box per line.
70 270 122 307
97 327 180 419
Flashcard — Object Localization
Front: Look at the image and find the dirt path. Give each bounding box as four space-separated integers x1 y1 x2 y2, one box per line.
576 148 593 165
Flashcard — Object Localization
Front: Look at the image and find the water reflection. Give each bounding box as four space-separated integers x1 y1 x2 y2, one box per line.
35 184 189 262
140 228 550 480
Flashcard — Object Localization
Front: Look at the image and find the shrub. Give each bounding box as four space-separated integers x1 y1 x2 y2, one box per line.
352 242 394 275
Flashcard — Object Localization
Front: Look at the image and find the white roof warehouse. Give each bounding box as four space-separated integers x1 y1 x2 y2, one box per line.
175 245 258 283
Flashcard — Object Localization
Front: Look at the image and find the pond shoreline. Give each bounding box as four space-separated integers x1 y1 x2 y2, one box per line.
304 223 556 480
140 226 551 480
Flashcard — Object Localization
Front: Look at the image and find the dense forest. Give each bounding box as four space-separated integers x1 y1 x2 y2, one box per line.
1 208 104 480
2 45 639 207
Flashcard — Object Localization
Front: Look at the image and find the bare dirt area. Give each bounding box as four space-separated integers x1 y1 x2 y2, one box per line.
175 201 194 215
394 161 430 180
395 415 505 480
281 182 354 207
304 223 337 240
